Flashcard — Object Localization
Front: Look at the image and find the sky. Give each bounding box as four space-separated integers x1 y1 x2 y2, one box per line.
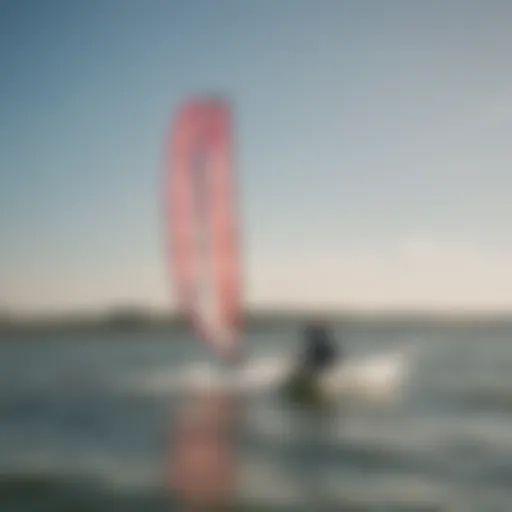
2 0 512 314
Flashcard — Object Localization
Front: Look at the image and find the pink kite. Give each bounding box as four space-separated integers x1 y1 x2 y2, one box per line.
166 97 241 359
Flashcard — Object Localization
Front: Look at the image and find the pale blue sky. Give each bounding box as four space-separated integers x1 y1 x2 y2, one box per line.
2 0 512 313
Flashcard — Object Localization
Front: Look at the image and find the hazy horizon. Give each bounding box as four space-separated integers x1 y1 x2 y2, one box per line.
2 1 512 314
4 301 512 322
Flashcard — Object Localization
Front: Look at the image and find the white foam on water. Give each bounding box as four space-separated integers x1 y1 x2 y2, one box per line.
128 347 413 403
320 351 409 401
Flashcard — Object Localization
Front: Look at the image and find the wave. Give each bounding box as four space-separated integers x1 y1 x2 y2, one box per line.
0 470 170 512
125 349 413 404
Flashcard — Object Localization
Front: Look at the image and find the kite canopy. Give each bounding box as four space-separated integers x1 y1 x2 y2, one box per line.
166 97 241 359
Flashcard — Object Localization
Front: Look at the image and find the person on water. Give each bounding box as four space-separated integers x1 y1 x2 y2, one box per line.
300 322 339 375
285 321 340 406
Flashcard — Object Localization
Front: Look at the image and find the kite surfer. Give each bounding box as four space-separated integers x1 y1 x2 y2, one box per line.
284 321 340 407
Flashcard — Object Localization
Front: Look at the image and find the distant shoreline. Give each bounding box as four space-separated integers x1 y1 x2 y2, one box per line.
2 307 512 335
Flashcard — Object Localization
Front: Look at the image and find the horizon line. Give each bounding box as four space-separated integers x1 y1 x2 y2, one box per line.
3 303 512 321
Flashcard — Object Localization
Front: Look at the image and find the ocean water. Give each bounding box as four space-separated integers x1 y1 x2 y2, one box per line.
1 320 512 511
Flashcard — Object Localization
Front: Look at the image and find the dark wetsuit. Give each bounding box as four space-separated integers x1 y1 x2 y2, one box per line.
301 325 339 374
284 324 340 406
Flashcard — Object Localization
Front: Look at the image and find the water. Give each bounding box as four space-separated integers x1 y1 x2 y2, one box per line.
1 320 512 510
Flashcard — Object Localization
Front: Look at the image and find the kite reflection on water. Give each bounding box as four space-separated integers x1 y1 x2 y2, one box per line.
167 387 242 510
